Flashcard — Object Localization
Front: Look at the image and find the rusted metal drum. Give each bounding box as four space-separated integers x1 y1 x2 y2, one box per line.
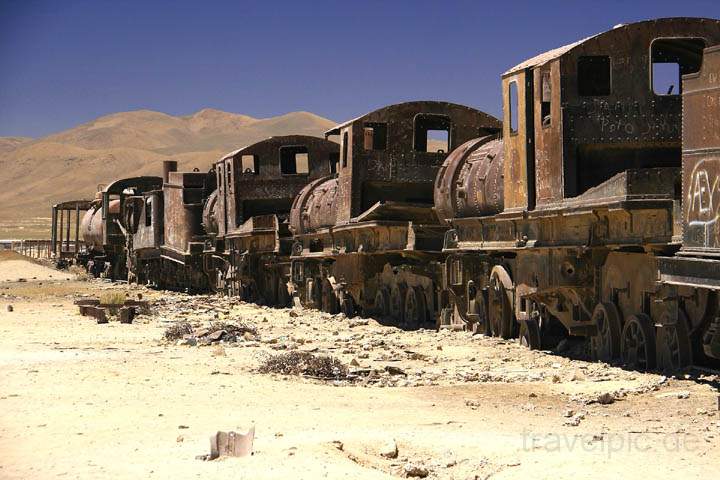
81 199 120 252
289 176 338 235
434 136 504 223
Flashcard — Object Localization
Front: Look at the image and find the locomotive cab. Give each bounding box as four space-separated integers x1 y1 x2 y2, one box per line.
323 101 501 225
501 18 720 211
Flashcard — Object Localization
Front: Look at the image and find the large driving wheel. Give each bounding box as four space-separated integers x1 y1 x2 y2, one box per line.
656 310 693 372
389 283 407 324
374 288 390 318
404 286 427 329
339 291 355 318
488 268 515 339
519 319 541 349
621 314 657 371
321 278 339 314
305 278 321 309
276 275 290 308
590 302 622 362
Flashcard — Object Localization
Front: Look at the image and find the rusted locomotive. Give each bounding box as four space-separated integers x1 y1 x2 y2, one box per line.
209 135 339 304
288 101 501 323
124 161 215 291
124 135 338 298
78 176 162 278
52 17 720 372
658 44 720 362
437 18 720 370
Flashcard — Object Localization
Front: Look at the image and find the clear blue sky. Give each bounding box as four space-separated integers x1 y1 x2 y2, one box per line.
1 0 718 137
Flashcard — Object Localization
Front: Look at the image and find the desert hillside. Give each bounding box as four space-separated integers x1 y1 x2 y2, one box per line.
0 109 335 237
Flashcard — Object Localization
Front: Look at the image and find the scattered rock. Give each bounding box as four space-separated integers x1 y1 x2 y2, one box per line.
6 305 13 312
403 463 429 478
289 310 300 318
379 438 398 459
564 413 585 426
385 365 406 376
656 391 691 400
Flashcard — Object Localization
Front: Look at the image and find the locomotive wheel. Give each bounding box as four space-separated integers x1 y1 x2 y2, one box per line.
276 275 289 308
468 292 490 335
656 311 693 372
339 291 355 317
621 314 657 371
519 319 541 350
488 270 514 339
373 288 390 318
389 283 407 324
404 286 427 329
306 278 322 309
321 279 339 314
590 302 622 362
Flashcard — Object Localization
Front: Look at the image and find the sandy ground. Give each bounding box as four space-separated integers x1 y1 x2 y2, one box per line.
0 256 719 480
0 251 74 282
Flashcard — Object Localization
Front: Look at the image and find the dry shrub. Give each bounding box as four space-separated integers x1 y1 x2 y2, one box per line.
209 321 256 336
68 265 88 280
259 351 347 379
100 291 127 305
164 321 193 341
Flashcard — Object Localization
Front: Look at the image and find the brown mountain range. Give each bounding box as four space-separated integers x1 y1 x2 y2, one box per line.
0 109 335 237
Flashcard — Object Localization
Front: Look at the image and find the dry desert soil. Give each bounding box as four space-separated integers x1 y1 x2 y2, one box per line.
0 252 719 480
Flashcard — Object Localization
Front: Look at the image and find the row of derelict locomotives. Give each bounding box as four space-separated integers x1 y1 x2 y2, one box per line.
53 18 720 373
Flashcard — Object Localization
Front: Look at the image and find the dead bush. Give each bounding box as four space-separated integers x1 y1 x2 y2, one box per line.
209 321 256 336
68 265 88 280
259 351 347 379
164 321 194 341
100 291 127 305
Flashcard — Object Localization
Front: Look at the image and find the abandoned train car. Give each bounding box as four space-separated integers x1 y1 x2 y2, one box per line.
125 160 216 291
51 17 720 373
658 44 720 363
208 135 340 304
288 101 501 325
437 17 720 371
80 176 163 279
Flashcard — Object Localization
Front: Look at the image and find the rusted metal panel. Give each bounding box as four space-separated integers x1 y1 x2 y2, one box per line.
681 45 720 253
502 73 531 211
533 62 564 205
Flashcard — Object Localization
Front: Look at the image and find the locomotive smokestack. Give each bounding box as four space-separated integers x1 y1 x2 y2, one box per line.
163 160 178 184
